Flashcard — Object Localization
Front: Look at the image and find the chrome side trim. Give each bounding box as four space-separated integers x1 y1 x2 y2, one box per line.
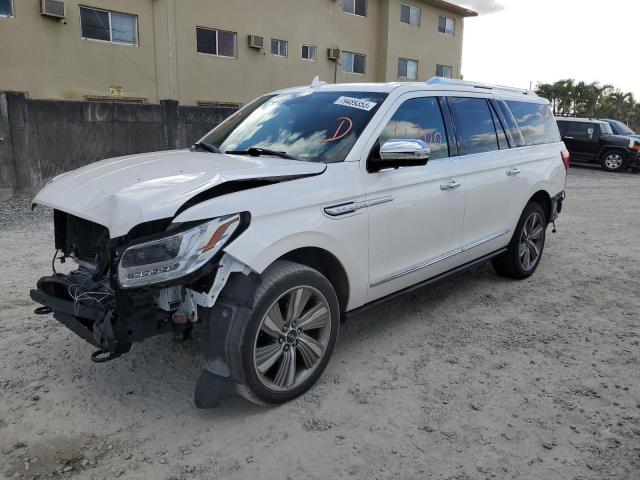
324 195 393 217
370 248 462 287
461 228 510 251
369 229 510 288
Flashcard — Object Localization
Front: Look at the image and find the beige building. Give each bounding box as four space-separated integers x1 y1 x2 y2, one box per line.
0 0 476 105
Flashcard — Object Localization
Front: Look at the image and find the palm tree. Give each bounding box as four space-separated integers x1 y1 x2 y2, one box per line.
535 79 638 129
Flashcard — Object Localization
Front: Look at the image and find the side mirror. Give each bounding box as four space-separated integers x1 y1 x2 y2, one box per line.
368 139 430 173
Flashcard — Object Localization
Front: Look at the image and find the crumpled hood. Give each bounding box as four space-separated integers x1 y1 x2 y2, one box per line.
33 149 325 237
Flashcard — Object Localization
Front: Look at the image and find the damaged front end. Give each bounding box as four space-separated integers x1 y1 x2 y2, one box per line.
30 210 251 362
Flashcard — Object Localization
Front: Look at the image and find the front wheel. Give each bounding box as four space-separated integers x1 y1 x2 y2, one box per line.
601 150 627 172
492 202 547 279
233 261 340 405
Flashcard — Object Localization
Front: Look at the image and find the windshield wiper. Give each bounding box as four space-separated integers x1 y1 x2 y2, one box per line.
224 147 296 160
191 142 220 154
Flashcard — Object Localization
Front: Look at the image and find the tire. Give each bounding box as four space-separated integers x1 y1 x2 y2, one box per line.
492 202 547 280
230 260 340 405
600 150 627 172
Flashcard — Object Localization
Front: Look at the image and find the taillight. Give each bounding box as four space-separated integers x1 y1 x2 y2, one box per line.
561 149 570 170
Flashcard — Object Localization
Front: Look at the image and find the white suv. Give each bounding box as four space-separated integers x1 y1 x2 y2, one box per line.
31 78 568 406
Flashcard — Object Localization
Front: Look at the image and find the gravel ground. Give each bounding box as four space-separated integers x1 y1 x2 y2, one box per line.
0 166 639 480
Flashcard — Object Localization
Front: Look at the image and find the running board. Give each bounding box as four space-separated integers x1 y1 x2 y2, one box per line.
344 248 507 321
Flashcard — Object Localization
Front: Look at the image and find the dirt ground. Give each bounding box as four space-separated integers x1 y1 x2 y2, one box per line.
0 165 639 480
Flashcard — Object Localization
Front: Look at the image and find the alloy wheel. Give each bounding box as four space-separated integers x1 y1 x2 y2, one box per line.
518 212 544 271
253 286 332 392
604 153 623 170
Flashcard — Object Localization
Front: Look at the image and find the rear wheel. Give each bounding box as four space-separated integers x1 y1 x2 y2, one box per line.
601 150 627 172
492 202 547 279
233 261 340 405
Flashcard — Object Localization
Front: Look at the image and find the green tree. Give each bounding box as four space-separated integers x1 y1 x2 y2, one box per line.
535 79 638 131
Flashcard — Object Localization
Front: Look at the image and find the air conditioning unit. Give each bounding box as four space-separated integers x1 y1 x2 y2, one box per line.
41 0 66 18
327 48 341 60
248 35 264 50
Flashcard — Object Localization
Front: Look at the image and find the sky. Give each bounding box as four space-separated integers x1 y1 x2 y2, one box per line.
452 0 640 97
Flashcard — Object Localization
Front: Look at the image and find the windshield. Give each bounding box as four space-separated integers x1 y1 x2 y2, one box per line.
599 122 614 135
199 91 388 163
608 120 635 135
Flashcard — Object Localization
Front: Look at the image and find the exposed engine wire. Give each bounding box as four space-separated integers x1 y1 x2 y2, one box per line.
66 269 114 316
51 249 59 274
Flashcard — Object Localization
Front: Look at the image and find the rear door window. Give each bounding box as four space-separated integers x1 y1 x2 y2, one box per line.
567 122 596 140
505 101 561 146
379 97 449 160
448 97 499 155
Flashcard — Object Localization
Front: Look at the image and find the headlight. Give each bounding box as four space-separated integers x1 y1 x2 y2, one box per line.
117 214 241 288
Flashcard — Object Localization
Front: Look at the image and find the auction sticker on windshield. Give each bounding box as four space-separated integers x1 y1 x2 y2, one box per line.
334 96 377 111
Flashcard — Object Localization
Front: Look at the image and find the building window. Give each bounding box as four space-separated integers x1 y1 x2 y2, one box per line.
301 44 317 61
342 51 366 74
196 27 237 57
400 4 420 27
80 7 138 45
342 0 367 17
436 64 453 78
438 16 455 35
0 0 13 17
271 39 288 57
398 58 418 80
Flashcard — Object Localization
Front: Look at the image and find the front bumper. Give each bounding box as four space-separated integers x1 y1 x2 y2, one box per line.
30 272 172 359
31 275 107 349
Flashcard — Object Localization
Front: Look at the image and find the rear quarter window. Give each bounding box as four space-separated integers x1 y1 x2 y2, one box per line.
506 101 561 146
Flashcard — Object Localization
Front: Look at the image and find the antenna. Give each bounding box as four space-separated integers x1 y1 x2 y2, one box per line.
310 76 327 88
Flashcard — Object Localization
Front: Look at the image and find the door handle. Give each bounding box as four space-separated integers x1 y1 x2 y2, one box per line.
440 180 462 191
506 167 521 176
564 136 574 139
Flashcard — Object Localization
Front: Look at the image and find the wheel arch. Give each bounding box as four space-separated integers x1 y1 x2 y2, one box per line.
277 247 350 313
599 146 628 158
527 189 552 224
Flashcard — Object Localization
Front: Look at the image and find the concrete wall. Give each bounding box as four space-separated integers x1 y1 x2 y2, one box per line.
0 0 474 105
0 92 237 199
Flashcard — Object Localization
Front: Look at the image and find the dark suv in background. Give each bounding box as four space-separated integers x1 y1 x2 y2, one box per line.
556 117 640 172
600 118 640 140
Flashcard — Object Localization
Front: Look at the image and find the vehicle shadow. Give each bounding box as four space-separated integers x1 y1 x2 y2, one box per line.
72 258 516 422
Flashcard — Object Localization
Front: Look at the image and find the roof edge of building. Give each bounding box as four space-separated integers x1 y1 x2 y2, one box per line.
419 0 479 17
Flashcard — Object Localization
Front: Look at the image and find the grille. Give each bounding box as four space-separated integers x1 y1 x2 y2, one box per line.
55 211 109 262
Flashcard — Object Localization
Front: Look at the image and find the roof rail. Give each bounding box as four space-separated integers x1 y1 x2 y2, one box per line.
426 77 537 96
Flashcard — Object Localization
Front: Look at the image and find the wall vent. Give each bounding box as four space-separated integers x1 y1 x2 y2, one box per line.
41 0 66 18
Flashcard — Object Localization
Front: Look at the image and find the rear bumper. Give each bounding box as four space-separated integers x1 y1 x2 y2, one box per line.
630 153 640 170
550 191 565 222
